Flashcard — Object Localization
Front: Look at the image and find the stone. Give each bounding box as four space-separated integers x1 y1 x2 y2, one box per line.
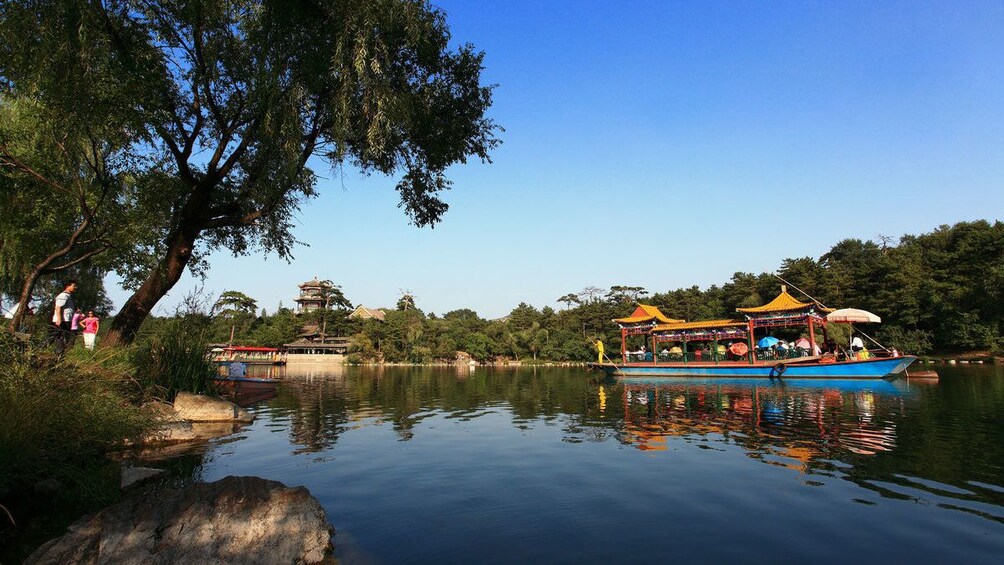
120 466 166 489
173 392 253 423
26 476 333 565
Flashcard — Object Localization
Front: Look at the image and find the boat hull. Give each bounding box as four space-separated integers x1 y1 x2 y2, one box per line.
592 355 916 379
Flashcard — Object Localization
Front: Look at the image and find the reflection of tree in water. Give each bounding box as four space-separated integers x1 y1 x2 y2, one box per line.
260 367 623 453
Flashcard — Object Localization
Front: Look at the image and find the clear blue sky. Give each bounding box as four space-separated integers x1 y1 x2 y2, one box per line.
107 0 1004 319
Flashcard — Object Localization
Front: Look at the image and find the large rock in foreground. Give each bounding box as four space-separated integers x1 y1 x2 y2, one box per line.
26 476 333 564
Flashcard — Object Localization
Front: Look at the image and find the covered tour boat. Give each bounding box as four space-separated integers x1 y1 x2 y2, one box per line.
212 345 286 365
592 287 916 379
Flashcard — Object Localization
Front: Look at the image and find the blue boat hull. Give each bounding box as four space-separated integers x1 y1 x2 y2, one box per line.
592 355 917 379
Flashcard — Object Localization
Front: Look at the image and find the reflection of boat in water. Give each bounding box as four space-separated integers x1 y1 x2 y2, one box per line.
618 377 910 395
593 287 916 379
617 380 901 463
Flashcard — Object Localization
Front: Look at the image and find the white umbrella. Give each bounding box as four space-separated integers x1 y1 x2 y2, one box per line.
827 308 881 354
826 308 881 324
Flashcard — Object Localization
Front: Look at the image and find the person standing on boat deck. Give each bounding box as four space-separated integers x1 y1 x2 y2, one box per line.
51 279 77 355
81 311 100 350
595 339 604 363
851 335 864 353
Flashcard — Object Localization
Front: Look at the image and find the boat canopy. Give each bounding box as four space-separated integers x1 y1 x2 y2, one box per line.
653 319 749 342
613 304 684 326
737 287 831 330
653 319 747 332
736 288 832 314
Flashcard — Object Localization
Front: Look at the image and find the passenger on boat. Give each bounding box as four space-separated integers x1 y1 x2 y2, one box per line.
228 361 247 378
851 335 864 353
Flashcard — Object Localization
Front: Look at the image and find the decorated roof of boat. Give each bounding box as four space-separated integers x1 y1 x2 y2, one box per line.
735 287 833 314
613 304 685 325
653 319 748 332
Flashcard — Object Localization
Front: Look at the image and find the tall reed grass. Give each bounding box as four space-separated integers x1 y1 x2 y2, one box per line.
130 316 217 401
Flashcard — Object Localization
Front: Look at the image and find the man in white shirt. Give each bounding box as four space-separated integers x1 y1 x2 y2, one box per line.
52 279 78 355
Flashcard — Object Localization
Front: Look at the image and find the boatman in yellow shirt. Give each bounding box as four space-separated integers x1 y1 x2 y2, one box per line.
596 339 605 363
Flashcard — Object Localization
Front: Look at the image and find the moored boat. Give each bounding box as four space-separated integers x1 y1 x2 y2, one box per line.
593 286 916 379
212 345 286 365
213 375 280 392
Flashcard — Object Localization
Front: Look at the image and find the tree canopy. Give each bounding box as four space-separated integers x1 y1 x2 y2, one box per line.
0 0 499 344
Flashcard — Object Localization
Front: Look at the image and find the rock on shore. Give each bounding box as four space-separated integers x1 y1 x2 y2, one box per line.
25 476 333 564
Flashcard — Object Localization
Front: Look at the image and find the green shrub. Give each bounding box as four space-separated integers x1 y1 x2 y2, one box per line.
131 317 216 401
0 335 149 560
877 326 934 355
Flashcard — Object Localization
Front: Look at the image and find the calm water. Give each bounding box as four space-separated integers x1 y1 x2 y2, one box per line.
152 365 1004 564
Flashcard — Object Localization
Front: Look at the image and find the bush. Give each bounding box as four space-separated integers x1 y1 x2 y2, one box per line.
0 335 149 561
131 317 216 401
877 326 934 355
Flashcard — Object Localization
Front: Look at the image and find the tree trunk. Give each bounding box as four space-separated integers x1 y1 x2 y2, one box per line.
104 226 200 346
8 266 46 333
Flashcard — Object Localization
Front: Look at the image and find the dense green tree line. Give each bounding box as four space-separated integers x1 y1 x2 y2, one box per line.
178 220 1002 362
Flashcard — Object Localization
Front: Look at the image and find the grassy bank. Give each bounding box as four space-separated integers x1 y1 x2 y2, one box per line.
0 318 217 562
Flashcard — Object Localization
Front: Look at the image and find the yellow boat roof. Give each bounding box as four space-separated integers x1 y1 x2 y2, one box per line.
654 319 747 331
736 289 833 314
614 304 685 325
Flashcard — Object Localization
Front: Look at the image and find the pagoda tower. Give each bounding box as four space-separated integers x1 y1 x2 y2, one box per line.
294 277 332 314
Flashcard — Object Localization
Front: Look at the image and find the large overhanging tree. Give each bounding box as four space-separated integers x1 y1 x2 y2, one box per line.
0 0 498 345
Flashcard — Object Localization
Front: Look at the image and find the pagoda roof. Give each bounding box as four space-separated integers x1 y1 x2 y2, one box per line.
613 304 684 325
653 319 747 332
298 277 331 289
736 289 833 314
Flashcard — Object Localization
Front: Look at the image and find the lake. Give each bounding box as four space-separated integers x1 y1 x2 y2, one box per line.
153 364 1004 564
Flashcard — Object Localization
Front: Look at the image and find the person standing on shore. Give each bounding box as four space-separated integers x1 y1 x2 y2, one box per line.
71 308 83 329
81 310 100 350
51 279 77 354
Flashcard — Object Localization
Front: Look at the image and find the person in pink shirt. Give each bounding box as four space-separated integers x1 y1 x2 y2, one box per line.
71 308 84 332
81 311 100 350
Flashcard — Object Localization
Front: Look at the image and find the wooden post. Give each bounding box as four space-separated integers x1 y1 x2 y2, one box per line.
713 333 719 365
682 335 688 365
651 334 658 365
808 317 817 354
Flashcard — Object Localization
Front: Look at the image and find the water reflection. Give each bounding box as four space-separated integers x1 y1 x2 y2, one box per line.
145 365 1004 534
618 381 901 463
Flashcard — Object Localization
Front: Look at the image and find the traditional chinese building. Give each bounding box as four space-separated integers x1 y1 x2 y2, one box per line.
294 277 332 314
349 305 387 321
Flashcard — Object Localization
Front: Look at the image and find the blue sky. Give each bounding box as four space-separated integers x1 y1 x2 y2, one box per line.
107 0 1004 319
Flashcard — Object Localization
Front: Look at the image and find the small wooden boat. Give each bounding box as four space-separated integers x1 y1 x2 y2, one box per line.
213 375 279 393
904 370 939 380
